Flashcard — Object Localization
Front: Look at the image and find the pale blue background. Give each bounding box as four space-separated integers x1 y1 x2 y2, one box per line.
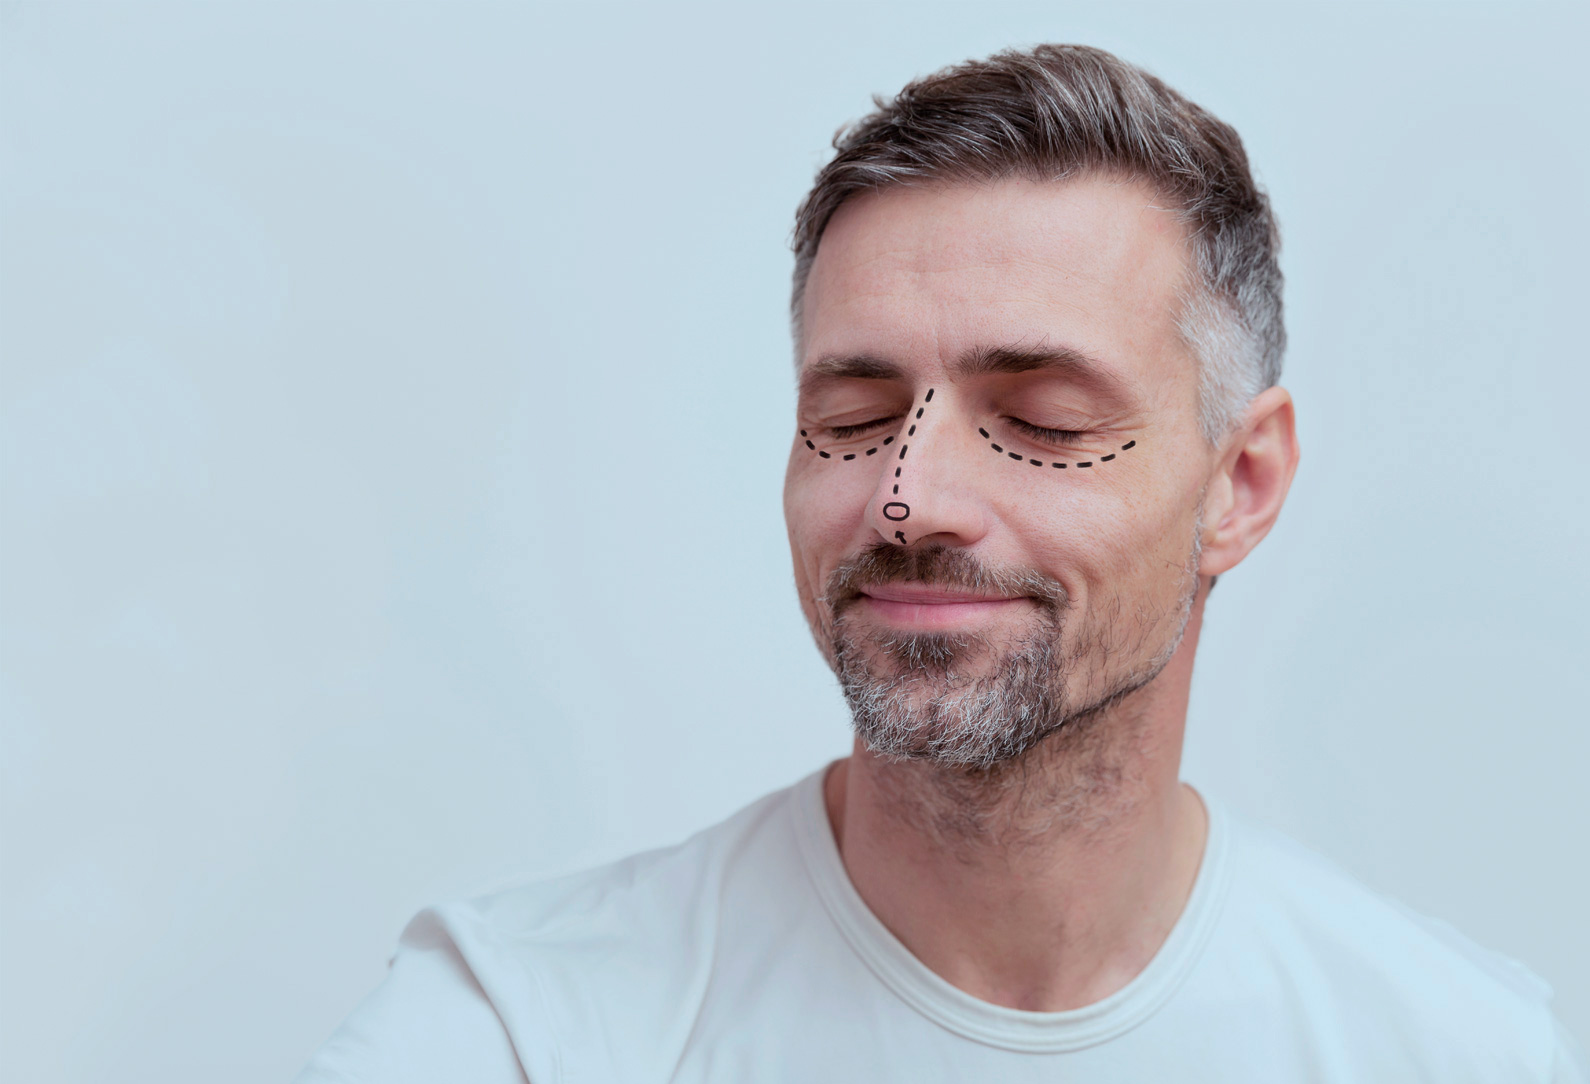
2 2 1586 1080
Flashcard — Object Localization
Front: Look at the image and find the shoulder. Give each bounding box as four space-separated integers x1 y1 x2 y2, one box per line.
365 774 810 1084
1214 802 1565 1080
295 775 812 1084
293 907 530 1084
453 773 804 975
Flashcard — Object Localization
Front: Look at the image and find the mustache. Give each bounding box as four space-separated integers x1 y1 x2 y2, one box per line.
821 541 1068 614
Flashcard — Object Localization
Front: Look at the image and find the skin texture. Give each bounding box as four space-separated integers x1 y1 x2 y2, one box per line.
782 176 1300 1011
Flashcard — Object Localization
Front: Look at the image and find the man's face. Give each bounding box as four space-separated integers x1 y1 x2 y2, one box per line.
783 176 1215 768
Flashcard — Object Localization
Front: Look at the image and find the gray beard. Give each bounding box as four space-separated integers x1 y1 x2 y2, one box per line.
826 523 1203 772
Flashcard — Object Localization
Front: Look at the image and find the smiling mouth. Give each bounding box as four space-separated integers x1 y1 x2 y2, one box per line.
856 584 1030 630
823 541 1066 635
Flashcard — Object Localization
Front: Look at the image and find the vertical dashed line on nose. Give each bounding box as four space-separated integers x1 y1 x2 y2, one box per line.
884 388 933 544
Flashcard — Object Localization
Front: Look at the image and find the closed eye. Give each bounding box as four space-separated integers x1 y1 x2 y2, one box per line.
829 416 902 439
1006 417 1090 446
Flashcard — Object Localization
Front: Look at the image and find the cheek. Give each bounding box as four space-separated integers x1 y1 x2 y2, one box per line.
784 458 875 551
1000 474 1190 596
785 455 868 613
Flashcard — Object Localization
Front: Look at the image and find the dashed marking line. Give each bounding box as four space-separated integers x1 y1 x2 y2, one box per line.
890 390 934 544
799 400 1136 545
978 431 1140 471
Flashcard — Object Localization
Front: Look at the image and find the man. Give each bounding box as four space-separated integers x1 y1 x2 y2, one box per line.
299 44 1583 1082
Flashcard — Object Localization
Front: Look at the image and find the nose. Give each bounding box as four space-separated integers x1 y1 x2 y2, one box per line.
865 386 989 548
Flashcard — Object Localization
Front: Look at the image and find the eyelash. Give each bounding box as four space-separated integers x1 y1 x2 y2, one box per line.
829 416 900 439
829 416 1089 445
1007 418 1090 445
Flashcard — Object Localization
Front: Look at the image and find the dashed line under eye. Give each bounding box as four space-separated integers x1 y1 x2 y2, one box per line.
800 412 1139 480
978 427 1140 470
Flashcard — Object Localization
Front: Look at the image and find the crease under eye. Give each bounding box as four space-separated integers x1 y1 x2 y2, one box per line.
1006 417 1091 445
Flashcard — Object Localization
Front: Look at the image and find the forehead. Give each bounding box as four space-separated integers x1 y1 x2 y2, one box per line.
801 176 1195 385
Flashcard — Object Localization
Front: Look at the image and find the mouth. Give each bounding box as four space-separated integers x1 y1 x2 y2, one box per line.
855 583 1030 631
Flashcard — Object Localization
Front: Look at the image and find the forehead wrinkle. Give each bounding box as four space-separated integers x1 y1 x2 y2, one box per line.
802 182 1187 405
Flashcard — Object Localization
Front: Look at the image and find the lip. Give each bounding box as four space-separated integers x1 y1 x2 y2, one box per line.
856 584 1028 630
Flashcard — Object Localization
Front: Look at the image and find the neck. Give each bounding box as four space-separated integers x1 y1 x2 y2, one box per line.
823 587 1210 1012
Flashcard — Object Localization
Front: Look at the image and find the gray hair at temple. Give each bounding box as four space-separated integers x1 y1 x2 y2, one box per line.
790 44 1285 445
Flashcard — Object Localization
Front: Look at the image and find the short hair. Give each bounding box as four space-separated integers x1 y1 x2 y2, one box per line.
791 44 1284 444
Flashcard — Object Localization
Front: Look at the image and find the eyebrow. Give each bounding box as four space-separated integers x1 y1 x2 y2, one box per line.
800 342 1140 406
953 343 1140 406
798 354 906 398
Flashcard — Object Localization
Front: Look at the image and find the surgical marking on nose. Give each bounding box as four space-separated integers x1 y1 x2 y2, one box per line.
886 389 934 544
882 390 935 543
805 391 1102 546
801 416 1139 479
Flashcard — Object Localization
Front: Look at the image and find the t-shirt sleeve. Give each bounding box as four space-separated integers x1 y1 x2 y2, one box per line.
293 912 530 1084
1552 1017 1590 1084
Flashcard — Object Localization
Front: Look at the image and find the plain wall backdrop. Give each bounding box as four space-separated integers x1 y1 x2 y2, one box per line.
2 2 1586 1080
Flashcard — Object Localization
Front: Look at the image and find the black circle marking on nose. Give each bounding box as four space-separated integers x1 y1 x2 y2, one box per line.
978 430 1140 471
798 390 938 546
891 389 935 544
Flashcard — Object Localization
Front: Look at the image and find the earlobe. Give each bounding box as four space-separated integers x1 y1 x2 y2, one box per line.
1197 386 1299 578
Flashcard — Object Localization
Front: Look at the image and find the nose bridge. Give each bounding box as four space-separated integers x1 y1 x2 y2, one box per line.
875 387 935 542
870 385 982 547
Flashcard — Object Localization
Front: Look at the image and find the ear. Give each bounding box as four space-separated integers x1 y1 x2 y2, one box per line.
1198 386 1300 577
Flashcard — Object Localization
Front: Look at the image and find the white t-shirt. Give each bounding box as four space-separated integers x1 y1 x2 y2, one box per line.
298 766 1585 1083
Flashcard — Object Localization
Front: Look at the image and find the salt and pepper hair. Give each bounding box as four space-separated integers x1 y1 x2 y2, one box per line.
791 44 1285 444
